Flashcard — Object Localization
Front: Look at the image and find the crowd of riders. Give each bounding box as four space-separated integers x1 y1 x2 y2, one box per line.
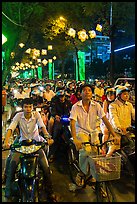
2 77 135 201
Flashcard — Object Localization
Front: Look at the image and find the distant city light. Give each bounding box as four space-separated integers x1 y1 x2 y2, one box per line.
114 44 135 52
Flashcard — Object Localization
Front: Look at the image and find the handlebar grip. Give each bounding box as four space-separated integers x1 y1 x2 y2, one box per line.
2 148 10 151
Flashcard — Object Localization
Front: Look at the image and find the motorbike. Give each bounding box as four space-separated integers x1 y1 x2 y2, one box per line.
114 126 135 177
59 115 72 146
3 139 49 202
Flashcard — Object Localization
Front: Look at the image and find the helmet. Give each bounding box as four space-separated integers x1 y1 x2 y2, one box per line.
66 81 73 88
106 88 116 95
104 85 110 92
125 83 132 88
31 90 40 96
56 90 65 97
96 81 101 87
114 85 120 90
116 86 130 97
45 83 51 87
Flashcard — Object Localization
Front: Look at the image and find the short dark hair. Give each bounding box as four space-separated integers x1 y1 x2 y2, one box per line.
80 84 92 93
21 98 33 107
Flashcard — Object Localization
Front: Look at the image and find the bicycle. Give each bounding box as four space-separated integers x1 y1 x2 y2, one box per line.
68 137 121 202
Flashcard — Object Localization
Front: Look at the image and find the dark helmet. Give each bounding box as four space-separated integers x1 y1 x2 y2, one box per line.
106 88 116 95
56 90 65 97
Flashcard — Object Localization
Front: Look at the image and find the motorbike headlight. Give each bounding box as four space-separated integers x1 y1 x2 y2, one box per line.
15 144 41 154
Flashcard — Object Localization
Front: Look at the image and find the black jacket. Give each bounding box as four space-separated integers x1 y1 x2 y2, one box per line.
50 96 72 117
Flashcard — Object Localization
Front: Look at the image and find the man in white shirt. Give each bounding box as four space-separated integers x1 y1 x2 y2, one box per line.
109 86 135 152
3 98 59 202
69 84 119 187
14 85 27 99
43 83 55 102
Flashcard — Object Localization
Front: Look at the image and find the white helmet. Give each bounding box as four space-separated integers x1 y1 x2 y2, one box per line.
116 86 130 97
125 83 132 88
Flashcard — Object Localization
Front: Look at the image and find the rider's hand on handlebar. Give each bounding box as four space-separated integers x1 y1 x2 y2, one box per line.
120 128 127 135
73 138 82 151
3 142 10 149
47 138 54 146
113 136 120 145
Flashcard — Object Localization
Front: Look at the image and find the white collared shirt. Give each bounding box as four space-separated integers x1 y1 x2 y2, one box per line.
8 111 46 142
109 98 135 129
69 100 105 134
43 90 55 101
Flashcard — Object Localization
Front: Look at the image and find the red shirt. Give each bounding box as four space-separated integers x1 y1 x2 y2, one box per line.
70 94 79 105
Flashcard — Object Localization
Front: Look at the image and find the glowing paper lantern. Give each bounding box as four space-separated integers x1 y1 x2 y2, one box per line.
25 48 31 54
89 30 96 39
33 49 40 57
42 59 48 66
78 29 88 42
67 28 76 38
53 56 56 60
19 43 25 48
48 45 53 50
96 24 102 32
41 49 47 55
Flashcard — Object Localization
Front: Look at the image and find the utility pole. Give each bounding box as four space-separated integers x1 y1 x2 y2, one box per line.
109 2 114 84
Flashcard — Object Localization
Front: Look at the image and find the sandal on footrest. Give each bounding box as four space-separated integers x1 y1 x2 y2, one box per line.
75 173 85 187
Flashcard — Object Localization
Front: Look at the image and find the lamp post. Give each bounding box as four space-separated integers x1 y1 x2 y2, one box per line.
109 2 114 83
53 56 56 80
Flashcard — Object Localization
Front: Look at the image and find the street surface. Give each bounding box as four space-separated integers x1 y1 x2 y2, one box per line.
2 105 135 202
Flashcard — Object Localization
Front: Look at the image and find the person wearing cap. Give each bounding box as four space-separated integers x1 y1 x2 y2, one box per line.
69 84 120 187
3 98 59 202
48 89 72 162
65 81 75 98
30 90 44 108
108 86 135 155
43 83 55 102
100 87 116 154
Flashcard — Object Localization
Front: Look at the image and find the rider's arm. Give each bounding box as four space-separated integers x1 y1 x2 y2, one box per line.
35 111 49 136
109 103 121 130
3 113 20 148
102 100 108 114
102 115 120 141
70 118 82 150
3 129 12 147
70 119 77 140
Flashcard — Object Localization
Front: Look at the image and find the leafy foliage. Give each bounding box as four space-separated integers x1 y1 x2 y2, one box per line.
2 2 135 84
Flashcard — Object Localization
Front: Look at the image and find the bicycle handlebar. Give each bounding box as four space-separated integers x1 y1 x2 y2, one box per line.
82 139 114 148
